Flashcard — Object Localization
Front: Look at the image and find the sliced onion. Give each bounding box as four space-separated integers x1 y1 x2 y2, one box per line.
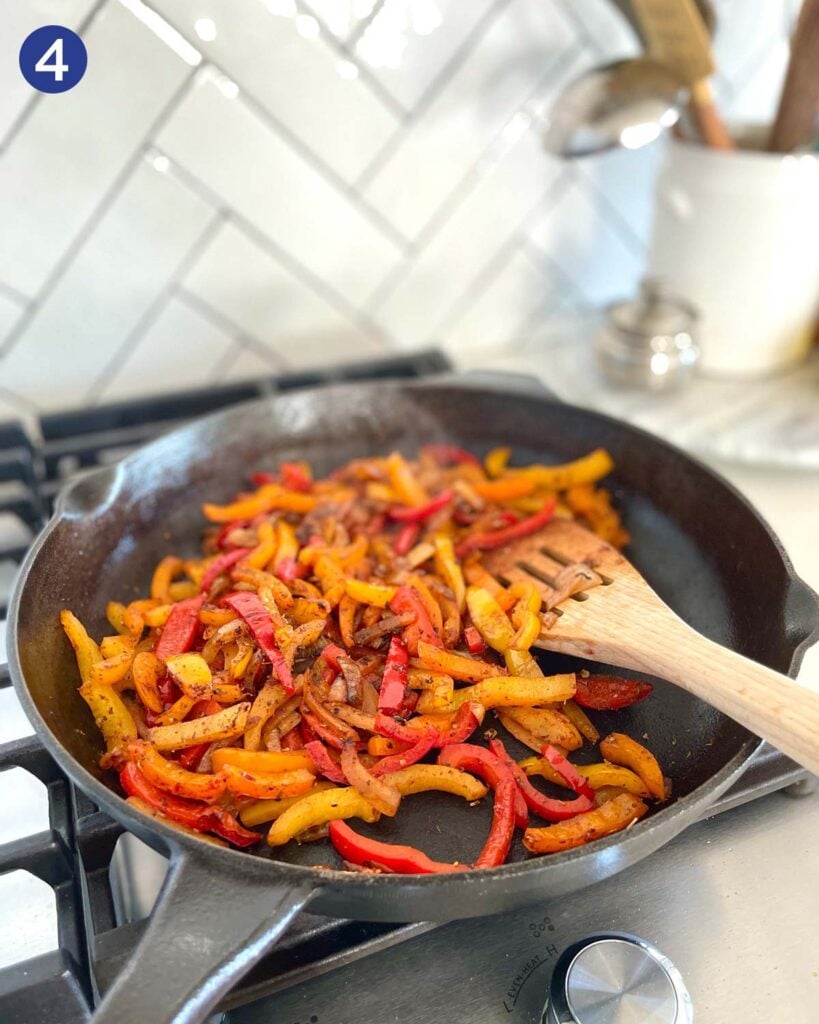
340 742 401 817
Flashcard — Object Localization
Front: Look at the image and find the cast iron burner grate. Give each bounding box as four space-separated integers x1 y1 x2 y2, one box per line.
0 350 809 1023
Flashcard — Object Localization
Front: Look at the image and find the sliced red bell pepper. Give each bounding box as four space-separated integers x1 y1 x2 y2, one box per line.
455 501 556 559
275 556 306 582
250 472 277 487
464 625 487 655
371 727 438 777
175 699 222 770
541 743 596 800
437 743 528 829
389 586 442 654
473 776 516 868
120 763 260 847
388 489 453 523
154 595 205 661
393 521 420 556
321 643 346 673
377 636 409 715
215 519 249 551
279 462 312 492
301 710 346 751
200 548 252 592
374 712 420 744
421 444 481 467
489 738 595 821
223 591 294 693
574 675 653 710
328 820 467 874
280 726 304 750
438 702 484 745
304 740 347 783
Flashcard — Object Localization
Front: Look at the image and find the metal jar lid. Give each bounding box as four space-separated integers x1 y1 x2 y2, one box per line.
596 280 700 390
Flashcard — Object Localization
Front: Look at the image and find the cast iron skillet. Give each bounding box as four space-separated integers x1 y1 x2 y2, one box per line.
9 379 818 1024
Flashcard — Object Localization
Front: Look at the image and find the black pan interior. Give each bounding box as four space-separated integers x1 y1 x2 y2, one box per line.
14 381 806 868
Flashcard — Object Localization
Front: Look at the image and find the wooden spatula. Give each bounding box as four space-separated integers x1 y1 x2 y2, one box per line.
483 518 819 775
631 0 733 149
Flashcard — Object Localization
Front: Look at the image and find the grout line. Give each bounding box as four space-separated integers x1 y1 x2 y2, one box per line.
435 168 575 334
353 0 516 190
576 166 649 259
207 337 247 383
84 212 227 402
135 0 411 252
409 42 585 256
345 0 387 47
0 66 199 360
294 0 408 121
364 42 583 317
154 153 395 352
177 288 289 372
0 384 40 415
175 285 263 344
0 0 108 154
519 234 591 306
557 0 624 59
0 281 33 310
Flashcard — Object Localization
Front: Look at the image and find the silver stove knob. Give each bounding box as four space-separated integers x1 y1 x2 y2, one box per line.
544 933 692 1024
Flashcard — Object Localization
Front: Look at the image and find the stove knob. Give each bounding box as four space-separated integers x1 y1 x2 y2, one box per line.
543 932 693 1024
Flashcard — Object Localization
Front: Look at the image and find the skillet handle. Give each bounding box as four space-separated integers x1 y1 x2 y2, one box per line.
91 846 316 1024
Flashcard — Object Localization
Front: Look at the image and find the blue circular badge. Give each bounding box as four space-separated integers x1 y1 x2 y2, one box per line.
19 25 87 93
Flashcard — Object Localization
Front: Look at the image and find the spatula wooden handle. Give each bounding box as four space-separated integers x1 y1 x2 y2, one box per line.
641 620 819 775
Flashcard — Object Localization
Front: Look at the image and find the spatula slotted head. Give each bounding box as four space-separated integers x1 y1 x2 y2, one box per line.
482 518 664 657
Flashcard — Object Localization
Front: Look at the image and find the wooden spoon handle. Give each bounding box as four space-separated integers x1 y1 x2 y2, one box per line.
769 0 819 153
688 79 733 149
651 622 819 775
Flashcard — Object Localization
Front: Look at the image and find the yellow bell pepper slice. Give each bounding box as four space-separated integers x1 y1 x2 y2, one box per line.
506 449 614 490
132 651 165 714
61 610 102 684
599 732 666 801
440 674 576 712
386 451 428 506
79 681 137 751
267 786 379 847
148 701 251 751
500 707 583 751
202 483 317 523
344 579 397 608
240 782 339 827
484 446 511 478
211 748 315 774
164 653 213 699
433 535 465 611
415 641 499 682
151 556 184 603
387 764 488 801
465 586 515 653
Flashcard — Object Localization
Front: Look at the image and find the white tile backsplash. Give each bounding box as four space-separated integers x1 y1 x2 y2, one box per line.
355 0 498 111
156 72 403 307
183 219 383 366
0 0 800 412
0 159 214 409
100 293 236 400
150 0 399 182
526 175 644 305
0 0 98 142
362 0 578 241
0 0 191 299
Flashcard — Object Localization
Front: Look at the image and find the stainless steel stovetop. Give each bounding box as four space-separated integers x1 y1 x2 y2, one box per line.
105 747 818 1023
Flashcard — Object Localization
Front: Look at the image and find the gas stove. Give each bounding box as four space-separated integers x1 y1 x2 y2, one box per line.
0 353 816 1024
